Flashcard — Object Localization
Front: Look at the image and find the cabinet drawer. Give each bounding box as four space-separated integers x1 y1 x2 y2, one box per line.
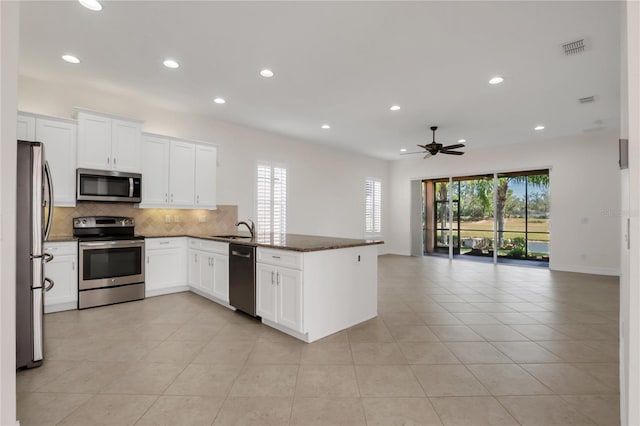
44 241 77 256
257 248 303 270
189 238 228 255
146 237 186 250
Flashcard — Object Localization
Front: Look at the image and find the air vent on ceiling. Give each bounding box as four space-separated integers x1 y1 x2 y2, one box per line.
562 39 585 56
579 96 595 104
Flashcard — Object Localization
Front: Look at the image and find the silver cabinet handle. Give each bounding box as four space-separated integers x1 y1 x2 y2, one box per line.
194 254 198 263
271 271 275 285
196 194 199 204
165 193 168 203
277 272 281 286
44 277 55 292
171 194 174 203
114 157 117 167
72 261 75 271
159 241 170 245
272 255 281 259
107 157 110 165
147 256 150 264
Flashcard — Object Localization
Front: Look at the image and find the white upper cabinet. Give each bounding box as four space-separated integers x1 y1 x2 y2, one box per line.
141 135 170 205
35 118 77 206
77 110 141 172
169 141 196 206
17 114 35 141
194 144 217 208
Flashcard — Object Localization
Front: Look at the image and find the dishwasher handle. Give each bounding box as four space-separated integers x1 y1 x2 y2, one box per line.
231 250 252 258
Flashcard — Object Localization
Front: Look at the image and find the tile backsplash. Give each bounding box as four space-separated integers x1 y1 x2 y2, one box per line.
51 203 238 238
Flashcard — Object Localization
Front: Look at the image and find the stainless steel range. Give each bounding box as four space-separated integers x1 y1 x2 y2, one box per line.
74 216 145 309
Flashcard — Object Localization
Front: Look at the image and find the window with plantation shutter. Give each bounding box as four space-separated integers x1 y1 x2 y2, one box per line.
365 178 382 234
256 163 287 235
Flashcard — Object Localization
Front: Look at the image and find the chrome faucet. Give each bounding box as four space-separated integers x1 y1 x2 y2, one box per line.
236 219 255 238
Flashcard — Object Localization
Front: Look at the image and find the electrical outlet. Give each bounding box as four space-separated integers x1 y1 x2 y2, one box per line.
174 215 181 223
165 215 171 224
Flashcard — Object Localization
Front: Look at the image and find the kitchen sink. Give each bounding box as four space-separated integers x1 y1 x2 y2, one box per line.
211 235 252 240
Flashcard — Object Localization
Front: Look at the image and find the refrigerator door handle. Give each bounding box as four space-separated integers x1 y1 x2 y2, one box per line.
43 252 54 263
44 277 55 292
43 161 54 241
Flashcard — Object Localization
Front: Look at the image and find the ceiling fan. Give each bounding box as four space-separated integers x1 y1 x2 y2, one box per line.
402 126 465 158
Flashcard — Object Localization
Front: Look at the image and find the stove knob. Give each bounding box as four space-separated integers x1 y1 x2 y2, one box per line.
81 219 87 225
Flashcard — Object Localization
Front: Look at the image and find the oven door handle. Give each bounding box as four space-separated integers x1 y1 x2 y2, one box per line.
129 177 134 198
80 240 144 247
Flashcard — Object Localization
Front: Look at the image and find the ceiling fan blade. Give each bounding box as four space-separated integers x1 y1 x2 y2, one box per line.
416 144 429 149
442 143 465 150
400 151 424 155
441 150 464 155
423 152 432 159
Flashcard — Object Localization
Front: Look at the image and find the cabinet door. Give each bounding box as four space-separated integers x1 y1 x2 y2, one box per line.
146 248 183 293
276 268 303 332
141 136 170 206
194 144 217 208
211 253 228 302
187 250 201 288
169 141 196 206
17 114 36 141
111 119 141 172
77 112 112 170
43 254 77 309
36 118 77 206
199 254 215 296
256 263 277 322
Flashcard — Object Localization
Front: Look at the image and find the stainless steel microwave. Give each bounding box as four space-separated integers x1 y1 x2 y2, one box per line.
76 168 141 203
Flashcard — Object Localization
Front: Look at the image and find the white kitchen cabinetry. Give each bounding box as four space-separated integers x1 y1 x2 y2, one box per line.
43 242 78 313
145 238 187 297
77 110 142 173
256 249 304 333
140 134 217 209
18 113 77 206
188 239 229 303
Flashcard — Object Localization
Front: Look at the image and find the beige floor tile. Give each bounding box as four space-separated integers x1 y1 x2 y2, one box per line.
454 313 503 325
91 339 163 362
521 364 615 394
430 396 519 425
492 341 563 363
469 325 528 341
445 342 513 364
136 395 224 426
510 324 571 340
37 361 128 394
16 360 77 392
411 365 489 397
350 342 407 364
466 364 552 395
58 394 157 425
100 362 185 395
347 319 394 342
166 319 226 341
561 395 621 426
417 312 462 325
537 341 618 363
381 311 426 326
438 303 484 313
389 324 440 342
192 339 255 364
490 312 540 325
215 322 266 341
214 396 293 426
290 397 366 426
296 365 359 397
498 395 596 425
44 337 112 361
398 342 460 365
16 392 92 426
246 339 303 364
230 364 298 397
572 363 620 390
165 363 243 396
300 342 353 365
355 365 425 397
143 340 206 364
311 330 349 344
362 397 442 425
429 326 484 342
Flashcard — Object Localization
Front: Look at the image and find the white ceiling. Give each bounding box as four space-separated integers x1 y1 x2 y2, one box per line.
19 1 621 160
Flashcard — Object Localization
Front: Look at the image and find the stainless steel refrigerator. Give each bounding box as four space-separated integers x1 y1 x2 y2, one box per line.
16 140 54 369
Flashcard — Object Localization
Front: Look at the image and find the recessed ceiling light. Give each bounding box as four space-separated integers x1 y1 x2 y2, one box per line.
260 69 274 78
390 105 401 111
400 148 407 152
163 59 179 69
62 55 80 64
213 97 226 104
489 76 504 85
78 0 102 11
534 125 545 131
321 124 331 129
458 139 466 143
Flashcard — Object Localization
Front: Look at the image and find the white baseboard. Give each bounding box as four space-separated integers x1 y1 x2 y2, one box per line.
188 287 235 310
550 263 620 277
44 301 77 313
145 285 190 298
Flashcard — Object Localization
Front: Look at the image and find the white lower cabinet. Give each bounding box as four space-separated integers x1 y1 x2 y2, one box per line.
188 239 229 303
145 238 187 296
256 249 304 333
43 242 78 313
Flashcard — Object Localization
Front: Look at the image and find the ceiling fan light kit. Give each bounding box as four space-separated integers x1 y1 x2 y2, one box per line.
403 126 466 158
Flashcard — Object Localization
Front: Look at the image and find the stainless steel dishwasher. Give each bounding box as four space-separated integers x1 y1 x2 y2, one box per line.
228 243 257 316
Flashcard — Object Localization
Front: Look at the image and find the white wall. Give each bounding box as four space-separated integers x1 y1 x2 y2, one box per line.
17 76 390 245
387 130 621 276
1 2 19 425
